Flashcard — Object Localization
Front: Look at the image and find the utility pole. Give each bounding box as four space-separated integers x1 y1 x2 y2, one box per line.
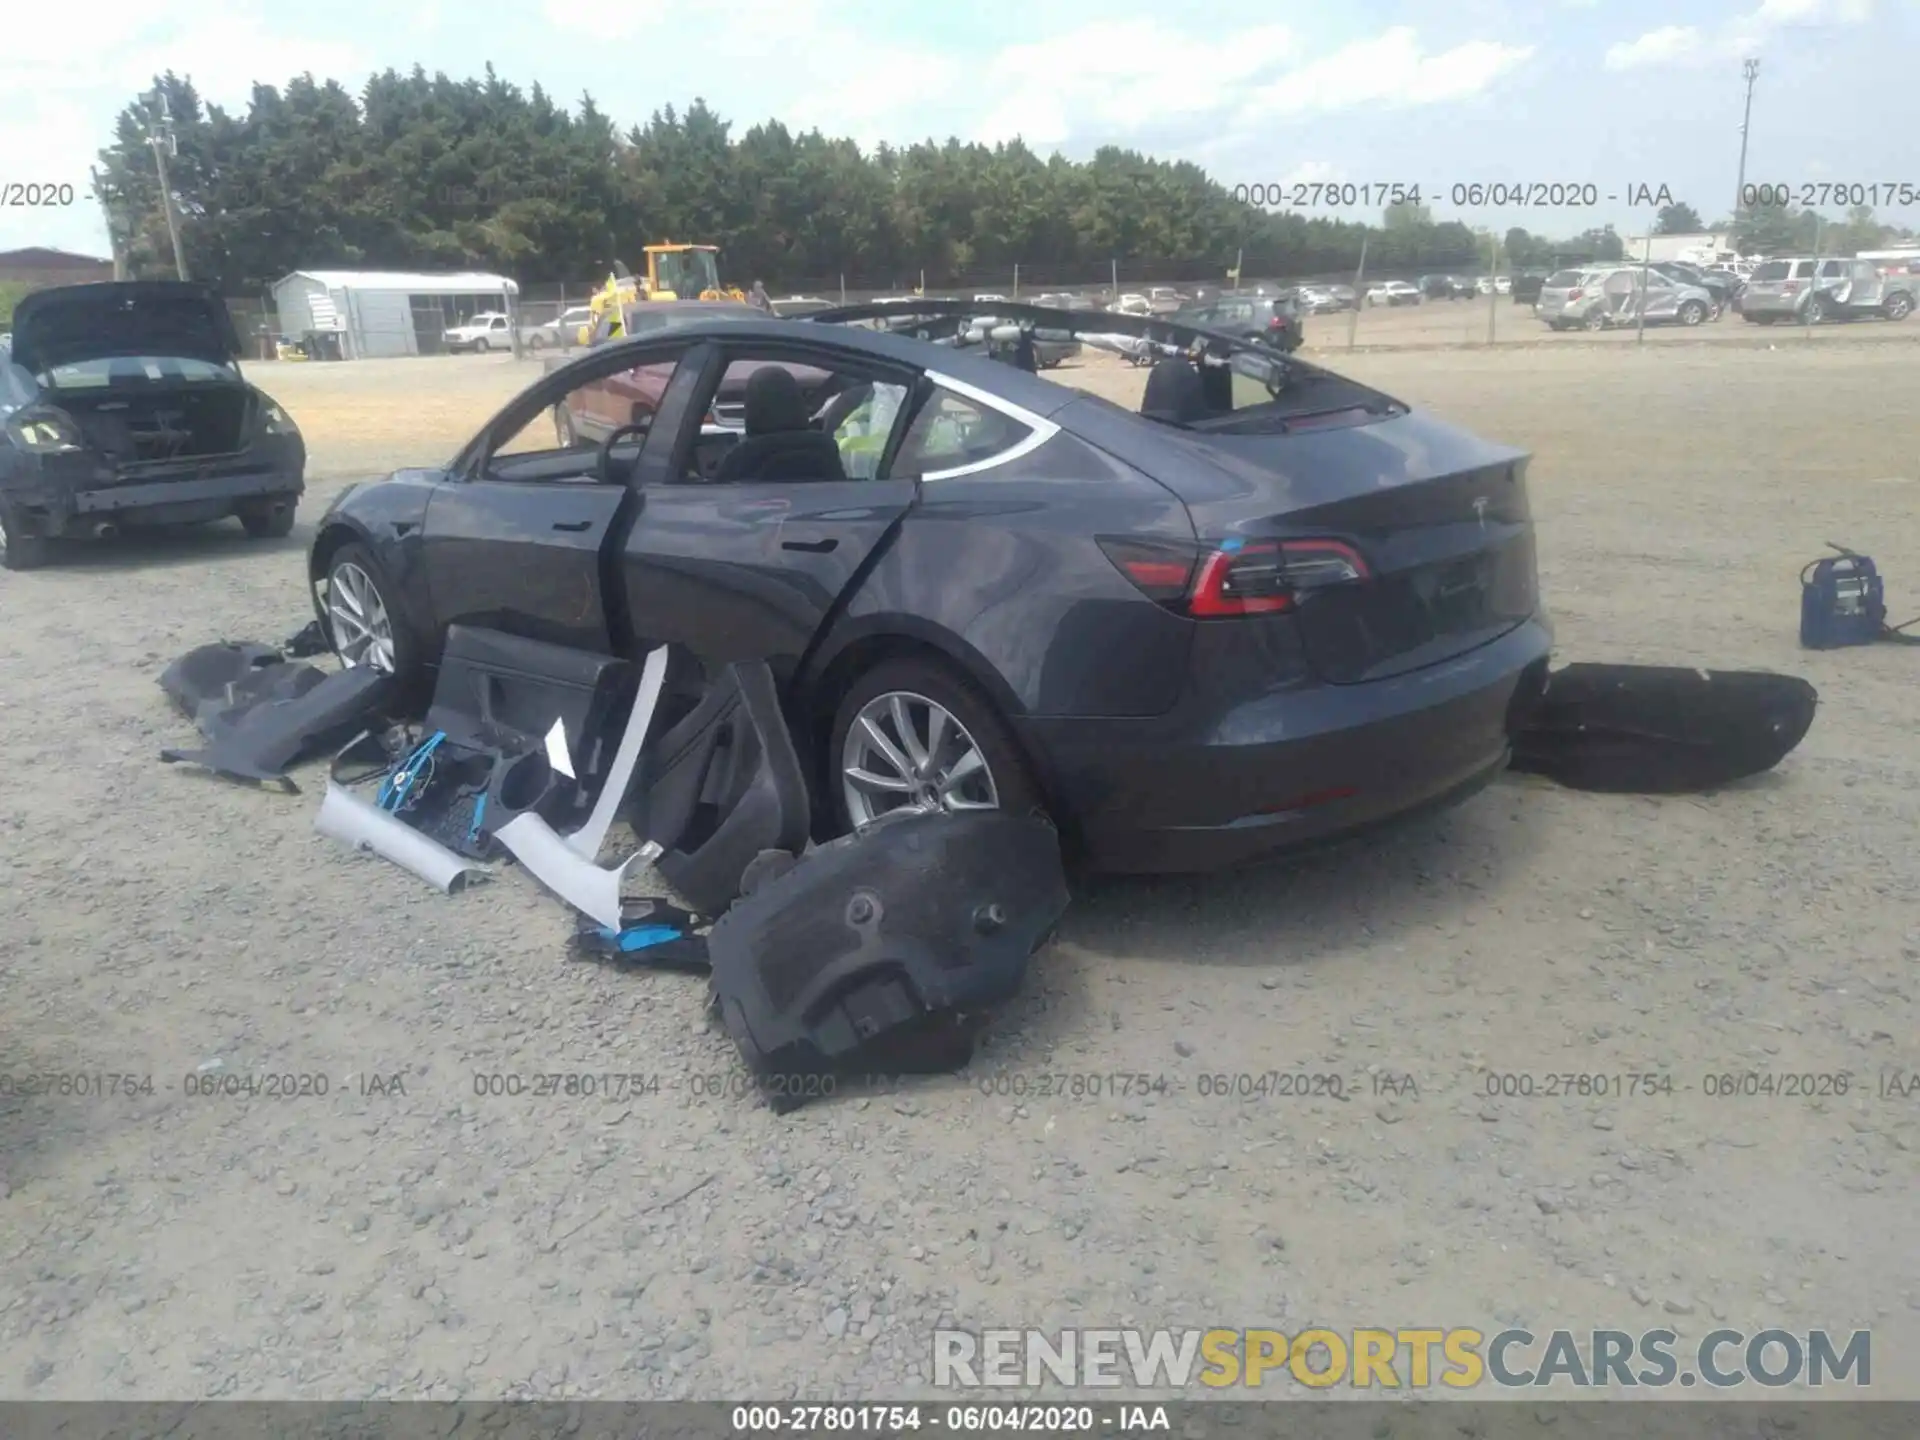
146 89 189 281
1733 59 1760 238
91 166 128 280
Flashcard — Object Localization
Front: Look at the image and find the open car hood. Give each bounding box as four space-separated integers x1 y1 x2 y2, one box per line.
8 281 243 374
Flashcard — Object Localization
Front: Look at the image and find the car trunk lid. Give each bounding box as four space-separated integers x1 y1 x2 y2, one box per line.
10 281 242 374
1110 406 1538 684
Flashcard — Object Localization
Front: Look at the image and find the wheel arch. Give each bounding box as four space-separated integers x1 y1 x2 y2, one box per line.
795 621 1062 824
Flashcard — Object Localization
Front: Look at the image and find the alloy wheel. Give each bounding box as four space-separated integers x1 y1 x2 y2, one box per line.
841 690 1000 828
326 561 397 671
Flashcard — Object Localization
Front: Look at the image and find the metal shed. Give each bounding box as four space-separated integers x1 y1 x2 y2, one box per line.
269 270 520 359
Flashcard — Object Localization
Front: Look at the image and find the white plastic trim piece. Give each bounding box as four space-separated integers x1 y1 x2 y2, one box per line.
315 781 489 895
545 717 576 779
564 645 668 861
919 369 1062 481
495 811 642 931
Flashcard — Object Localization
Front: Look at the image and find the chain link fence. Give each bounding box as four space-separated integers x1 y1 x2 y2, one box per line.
224 248 1918 360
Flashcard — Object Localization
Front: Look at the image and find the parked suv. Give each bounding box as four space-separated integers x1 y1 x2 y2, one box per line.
1739 257 1915 324
1648 261 1735 316
1537 266 1716 330
1173 292 1304 353
1535 269 1605 329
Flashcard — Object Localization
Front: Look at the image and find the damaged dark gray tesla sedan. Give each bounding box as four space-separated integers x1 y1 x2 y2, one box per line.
306 300 1551 873
0 281 305 569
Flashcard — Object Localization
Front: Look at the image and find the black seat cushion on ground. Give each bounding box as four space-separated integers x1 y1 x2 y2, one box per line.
713 367 847 483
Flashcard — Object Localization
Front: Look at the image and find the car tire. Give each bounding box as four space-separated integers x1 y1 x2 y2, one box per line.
1885 292 1915 321
828 657 1046 836
474 338 491 353
1583 310 1607 332
0 501 53 571
527 334 546 350
321 540 424 686
1678 300 1708 327
238 499 297 539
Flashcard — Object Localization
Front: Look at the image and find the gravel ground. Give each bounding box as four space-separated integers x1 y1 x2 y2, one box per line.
1 337 1916 1401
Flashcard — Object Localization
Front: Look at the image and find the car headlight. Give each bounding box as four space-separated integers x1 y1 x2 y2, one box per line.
6 407 84 454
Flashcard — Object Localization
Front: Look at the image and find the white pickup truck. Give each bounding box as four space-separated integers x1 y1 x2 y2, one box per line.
442 312 512 353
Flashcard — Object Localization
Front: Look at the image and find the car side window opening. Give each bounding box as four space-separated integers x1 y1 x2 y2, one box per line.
679 354 911 486
890 387 1033 478
485 356 682 480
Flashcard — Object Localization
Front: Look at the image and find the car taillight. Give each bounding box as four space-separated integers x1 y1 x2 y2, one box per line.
1567 289 1584 301
1097 536 1369 617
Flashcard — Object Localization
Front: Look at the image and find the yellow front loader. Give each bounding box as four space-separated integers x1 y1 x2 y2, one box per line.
578 244 747 343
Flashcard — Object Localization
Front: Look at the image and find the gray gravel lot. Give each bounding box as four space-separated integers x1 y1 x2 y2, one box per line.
1 338 1916 1401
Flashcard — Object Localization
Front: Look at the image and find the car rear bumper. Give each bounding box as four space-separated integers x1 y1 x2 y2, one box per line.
1020 618 1552 874
5 465 304 535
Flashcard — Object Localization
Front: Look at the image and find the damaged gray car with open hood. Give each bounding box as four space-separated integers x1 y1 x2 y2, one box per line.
0 281 305 570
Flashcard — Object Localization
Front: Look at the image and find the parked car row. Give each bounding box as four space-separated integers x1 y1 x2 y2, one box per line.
1526 254 1912 331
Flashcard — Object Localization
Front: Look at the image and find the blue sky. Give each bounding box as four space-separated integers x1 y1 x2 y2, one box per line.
4 0 1917 260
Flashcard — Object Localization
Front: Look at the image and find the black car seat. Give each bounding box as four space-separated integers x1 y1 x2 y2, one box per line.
713 367 847 483
1141 358 1209 425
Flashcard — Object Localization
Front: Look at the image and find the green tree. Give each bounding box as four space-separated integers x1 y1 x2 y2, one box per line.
1653 202 1704 235
89 68 1711 294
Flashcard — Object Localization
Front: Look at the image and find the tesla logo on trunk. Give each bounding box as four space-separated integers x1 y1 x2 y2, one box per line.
1472 496 1490 530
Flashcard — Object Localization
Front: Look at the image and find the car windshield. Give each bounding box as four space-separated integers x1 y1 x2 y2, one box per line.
41 356 238 388
652 249 722 297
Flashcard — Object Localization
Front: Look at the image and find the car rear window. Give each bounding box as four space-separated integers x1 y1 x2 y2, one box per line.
1750 261 1807 281
1544 271 1586 288
43 356 238 387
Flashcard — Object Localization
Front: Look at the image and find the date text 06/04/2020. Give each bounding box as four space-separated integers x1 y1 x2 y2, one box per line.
1229 182 1678 209
728 1404 1167 1433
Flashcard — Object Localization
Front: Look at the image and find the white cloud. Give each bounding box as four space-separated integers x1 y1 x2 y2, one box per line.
1607 0 1873 70
963 24 1527 147
1238 28 1534 121
971 21 1302 143
1604 25 1707 68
